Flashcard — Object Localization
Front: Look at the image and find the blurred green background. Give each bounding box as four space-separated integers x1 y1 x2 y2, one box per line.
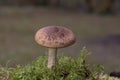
0 0 120 72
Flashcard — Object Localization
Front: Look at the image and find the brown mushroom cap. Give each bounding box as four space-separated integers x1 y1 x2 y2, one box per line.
35 26 76 48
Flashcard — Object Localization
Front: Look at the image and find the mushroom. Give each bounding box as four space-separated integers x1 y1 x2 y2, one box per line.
35 26 75 68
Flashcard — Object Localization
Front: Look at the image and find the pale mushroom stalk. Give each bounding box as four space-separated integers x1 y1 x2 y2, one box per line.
47 48 57 68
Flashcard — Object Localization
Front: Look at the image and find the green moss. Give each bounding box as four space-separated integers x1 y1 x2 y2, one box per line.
8 48 103 80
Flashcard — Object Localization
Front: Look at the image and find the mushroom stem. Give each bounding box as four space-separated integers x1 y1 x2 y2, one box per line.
47 48 57 68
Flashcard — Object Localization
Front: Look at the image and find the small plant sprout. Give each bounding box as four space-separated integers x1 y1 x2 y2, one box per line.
35 26 76 69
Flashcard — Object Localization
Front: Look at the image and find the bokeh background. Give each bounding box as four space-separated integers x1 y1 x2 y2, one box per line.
0 0 120 72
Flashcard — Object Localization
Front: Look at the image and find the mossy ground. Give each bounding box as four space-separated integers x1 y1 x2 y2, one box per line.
0 48 104 80
0 48 120 80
